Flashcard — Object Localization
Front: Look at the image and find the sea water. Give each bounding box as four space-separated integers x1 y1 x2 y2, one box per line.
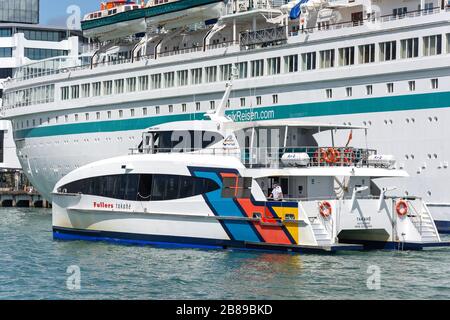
1 208 449 300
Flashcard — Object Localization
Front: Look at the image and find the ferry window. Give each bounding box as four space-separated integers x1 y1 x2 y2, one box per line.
302 52 316 70
251 59 264 77
235 62 248 79
127 77 137 92
177 70 189 86
115 79 124 94
366 85 373 95
400 38 419 59
220 64 232 81
267 57 281 75
423 35 442 56
138 76 149 91
409 81 416 91
284 55 298 73
319 50 334 69
137 175 153 201
205 66 217 83
380 41 397 61
222 177 252 199
431 78 439 89
338 47 355 66
359 44 375 64
164 72 175 88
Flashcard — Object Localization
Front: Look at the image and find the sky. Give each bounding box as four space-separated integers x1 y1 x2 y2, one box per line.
40 0 100 27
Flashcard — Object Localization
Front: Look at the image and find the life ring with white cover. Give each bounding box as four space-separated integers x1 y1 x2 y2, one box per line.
319 201 332 218
396 200 409 217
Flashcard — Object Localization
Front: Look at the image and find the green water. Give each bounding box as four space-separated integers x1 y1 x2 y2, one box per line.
1 208 449 300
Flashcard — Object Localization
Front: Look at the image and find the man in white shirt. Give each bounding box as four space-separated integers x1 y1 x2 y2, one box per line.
271 184 284 201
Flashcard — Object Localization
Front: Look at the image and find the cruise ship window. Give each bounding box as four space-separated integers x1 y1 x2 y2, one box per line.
196 102 201 111
326 89 333 99
177 70 188 86
380 41 397 61
423 35 442 56
366 85 373 95
115 79 124 94
210 101 215 110
75 114 79 121
431 78 439 89
155 106 160 114
251 59 264 77
284 55 299 73
138 76 149 91
107 111 111 119
267 57 281 75
205 67 217 83
240 98 246 107
359 44 375 64
387 83 394 93
346 87 353 97
85 113 89 121
338 47 355 66
220 64 233 81
447 34 450 53
302 52 317 70
81 84 90 98
130 109 135 117
319 50 335 69
151 74 162 89
96 112 100 120
103 81 113 95
92 82 101 97
400 38 419 59
71 85 79 100
257 96 262 105
273 94 278 104
168 105 173 113
143 108 148 116
61 87 69 101
182 104 187 113
163 72 174 88
119 110 123 118
235 62 248 79
409 81 416 92
127 77 137 92
190 69 202 85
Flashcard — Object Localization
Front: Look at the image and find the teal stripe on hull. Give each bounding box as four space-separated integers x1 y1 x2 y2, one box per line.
81 0 224 31
14 91 450 140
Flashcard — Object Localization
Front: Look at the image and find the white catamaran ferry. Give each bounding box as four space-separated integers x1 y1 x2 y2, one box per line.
2 0 450 233
52 79 448 251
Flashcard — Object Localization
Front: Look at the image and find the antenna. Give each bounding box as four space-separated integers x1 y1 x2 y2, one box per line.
206 66 238 123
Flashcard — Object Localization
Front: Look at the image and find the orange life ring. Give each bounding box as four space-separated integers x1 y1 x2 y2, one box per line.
396 200 409 216
319 201 332 218
323 148 340 164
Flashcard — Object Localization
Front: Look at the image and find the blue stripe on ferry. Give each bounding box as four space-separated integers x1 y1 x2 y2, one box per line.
193 171 262 243
13 90 450 140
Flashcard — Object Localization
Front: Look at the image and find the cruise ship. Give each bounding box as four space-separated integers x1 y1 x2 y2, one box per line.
1 0 450 232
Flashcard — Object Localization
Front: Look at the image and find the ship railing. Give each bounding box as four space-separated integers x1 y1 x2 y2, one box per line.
129 146 379 169
290 7 444 36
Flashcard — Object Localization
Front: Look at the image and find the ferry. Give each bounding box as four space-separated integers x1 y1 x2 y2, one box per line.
52 78 448 252
2 0 450 233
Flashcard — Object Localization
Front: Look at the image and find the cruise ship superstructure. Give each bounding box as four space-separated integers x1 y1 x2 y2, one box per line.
2 0 450 232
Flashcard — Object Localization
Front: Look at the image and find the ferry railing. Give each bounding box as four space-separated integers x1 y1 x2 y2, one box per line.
129 146 379 169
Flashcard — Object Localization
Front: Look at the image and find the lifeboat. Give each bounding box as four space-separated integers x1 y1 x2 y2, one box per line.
82 0 226 42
